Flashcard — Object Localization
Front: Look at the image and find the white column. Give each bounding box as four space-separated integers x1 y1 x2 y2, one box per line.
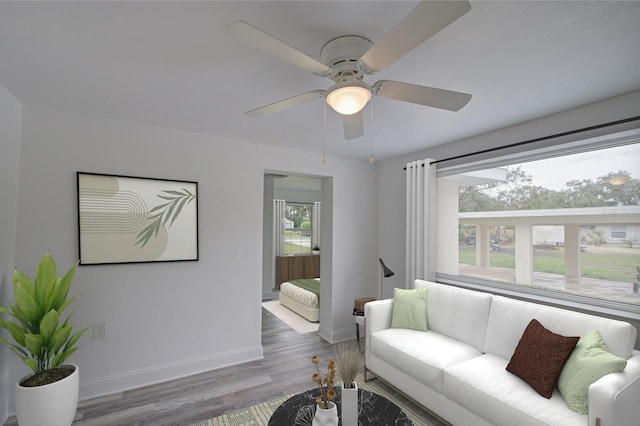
476 224 490 267
564 224 581 279
515 223 533 284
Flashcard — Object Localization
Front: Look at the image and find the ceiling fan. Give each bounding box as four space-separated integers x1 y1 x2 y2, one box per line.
225 0 472 140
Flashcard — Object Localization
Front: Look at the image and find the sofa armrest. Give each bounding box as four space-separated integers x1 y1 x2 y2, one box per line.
364 299 393 336
364 299 393 371
589 350 640 426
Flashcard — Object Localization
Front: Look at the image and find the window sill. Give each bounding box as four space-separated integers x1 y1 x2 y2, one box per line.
436 273 640 322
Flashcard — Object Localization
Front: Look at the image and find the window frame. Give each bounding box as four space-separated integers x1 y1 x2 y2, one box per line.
435 130 640 321
282 202 314 255
610 225 627 240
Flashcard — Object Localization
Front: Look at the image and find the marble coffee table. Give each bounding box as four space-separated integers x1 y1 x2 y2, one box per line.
268 385 413 425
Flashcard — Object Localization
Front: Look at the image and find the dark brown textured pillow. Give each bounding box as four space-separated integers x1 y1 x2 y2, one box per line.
506 319 579 399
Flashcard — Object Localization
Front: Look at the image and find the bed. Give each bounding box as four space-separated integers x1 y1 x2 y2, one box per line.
278 278 320 322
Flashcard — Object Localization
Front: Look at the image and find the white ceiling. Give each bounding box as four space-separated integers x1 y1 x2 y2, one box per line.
1 1 639 162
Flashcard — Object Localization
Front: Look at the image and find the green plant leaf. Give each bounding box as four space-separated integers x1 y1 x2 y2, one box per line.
148 201 171 213
0 337 29 359
52 346 80 368
50 323 72 354
162 190 187 196
50 261 78 312
163 198 177 225
35 251 57 312
24 358 38 373
13 269 34 299
57 296 80 322
135 218 161 248
170 196 190 226
0 319 27 346
14 285 39 326
39 310 59 344
24 334 44 357
64 328 88 352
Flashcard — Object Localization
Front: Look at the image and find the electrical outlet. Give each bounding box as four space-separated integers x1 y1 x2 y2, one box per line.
92 322 106 339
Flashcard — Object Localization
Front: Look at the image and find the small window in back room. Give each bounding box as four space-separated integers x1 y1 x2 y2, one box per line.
283 203 313 254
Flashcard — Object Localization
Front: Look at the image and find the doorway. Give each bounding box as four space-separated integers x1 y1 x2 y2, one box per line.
262 173 331 334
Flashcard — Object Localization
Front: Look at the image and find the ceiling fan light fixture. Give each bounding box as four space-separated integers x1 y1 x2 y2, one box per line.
325 80 372 115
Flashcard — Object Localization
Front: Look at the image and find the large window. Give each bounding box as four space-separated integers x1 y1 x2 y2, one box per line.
437 140 640 311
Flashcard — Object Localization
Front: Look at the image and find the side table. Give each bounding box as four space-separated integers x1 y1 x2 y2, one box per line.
354 314 365 350
353 297 375 350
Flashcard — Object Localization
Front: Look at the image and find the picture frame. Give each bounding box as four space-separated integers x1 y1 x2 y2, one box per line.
77 172 199 265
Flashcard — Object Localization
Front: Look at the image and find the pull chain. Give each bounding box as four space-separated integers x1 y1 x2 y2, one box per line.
322 101 327 164
369 99 374 164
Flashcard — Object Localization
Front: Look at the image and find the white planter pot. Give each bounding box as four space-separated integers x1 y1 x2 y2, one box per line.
312 401 338 426
341 382 358 426
15 364 79 426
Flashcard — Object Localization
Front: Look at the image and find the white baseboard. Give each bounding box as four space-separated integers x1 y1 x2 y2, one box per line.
1 397 7 426
6 345 264 417
318 324 357 344
78 345 264 400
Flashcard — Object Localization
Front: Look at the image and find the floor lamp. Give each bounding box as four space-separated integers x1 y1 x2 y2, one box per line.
378 258 395 299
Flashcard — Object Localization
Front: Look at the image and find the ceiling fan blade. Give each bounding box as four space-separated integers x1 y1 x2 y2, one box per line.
343 111 364 140
245 90 325 118
225 21 330 76
374 80 471 111
360 0 471 73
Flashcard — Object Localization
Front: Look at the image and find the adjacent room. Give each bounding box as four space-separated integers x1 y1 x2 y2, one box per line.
1 1 639 425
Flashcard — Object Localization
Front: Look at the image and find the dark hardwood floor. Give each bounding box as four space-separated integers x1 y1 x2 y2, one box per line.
4 308 337 426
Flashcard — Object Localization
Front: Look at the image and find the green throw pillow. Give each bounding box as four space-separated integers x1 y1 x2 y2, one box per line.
391 287 428 331
558 329 627 414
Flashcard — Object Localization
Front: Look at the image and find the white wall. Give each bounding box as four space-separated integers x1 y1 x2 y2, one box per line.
273 186 321 204
0 83 22 424
376 90 640 344
8 105 377 412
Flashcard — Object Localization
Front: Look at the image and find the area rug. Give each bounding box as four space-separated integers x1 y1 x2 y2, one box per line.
189 373 449 426
261 300 319 334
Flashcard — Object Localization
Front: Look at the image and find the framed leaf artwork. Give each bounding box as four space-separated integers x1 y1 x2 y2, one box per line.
77 172 199 265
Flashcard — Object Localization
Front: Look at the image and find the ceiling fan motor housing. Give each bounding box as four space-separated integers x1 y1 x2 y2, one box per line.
320 35 373 82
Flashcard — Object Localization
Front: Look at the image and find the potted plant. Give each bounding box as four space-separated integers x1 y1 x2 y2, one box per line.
312 245 320 255
0 251 88 426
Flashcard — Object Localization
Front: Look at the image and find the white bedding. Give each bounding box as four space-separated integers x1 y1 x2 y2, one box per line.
278 278 320 322
279 278 320 309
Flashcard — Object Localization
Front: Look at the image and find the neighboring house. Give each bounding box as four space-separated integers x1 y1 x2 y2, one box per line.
585 224 640 246
531 223 640 246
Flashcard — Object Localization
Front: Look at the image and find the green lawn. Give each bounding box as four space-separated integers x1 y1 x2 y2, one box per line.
459 246 639 283
284 243 310 254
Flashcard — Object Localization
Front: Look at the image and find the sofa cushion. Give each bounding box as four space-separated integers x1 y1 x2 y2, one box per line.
370 328 482 393
558 329 627 414
444 354 586 426
484 295 637 360
506 319 579 398
414 280 492 352
391 287 428 331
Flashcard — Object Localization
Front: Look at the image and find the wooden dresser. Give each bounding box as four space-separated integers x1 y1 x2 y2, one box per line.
276 254 320 287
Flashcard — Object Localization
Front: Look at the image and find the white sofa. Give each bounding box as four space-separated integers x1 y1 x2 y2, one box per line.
364 280 640 426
